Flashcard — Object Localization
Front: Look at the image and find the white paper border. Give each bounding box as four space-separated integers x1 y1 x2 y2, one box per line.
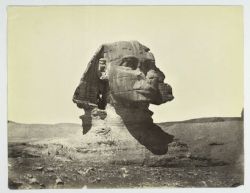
1 1 249 193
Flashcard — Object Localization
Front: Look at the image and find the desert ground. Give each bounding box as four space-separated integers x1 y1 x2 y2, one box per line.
8 117 243 189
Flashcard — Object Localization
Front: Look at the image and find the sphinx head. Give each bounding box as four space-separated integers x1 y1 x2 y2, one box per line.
73 41 174 154
73 41 174 109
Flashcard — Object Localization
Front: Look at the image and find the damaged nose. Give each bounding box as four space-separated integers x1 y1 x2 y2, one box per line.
136 71 145 80
146 69 165 83
147 70 157 79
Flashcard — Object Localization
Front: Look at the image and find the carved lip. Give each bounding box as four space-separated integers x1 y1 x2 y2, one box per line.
135 89 153 94
135 89 157 99
136 89 174 104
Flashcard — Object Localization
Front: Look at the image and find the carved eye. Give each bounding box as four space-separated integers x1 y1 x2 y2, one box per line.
121 57 138 70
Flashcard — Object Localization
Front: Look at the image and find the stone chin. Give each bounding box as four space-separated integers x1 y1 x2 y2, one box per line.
110 90 155 106
111 87 172 106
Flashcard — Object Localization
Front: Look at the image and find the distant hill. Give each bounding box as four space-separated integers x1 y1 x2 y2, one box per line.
8 121 82 141
8 116 242 141
8 116 242 127
158 117 242 127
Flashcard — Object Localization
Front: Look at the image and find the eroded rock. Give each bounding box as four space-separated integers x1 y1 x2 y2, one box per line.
29 177 39 185
55 177 64 185
33 166 44 171
73 41 174 155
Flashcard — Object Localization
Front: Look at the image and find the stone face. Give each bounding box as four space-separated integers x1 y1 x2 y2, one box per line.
73 41 174 107
73 41 174 155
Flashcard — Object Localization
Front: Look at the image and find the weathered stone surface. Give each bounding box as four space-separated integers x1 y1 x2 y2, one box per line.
29 178 39 185
55 177 64 185
73 41 174 155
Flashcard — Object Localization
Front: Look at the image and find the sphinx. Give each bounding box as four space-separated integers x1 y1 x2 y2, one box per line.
73 41 174 155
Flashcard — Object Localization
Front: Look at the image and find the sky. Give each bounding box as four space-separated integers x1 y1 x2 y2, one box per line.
8 6 243 124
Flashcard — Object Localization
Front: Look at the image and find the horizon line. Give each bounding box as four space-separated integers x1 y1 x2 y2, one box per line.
7 115 242 125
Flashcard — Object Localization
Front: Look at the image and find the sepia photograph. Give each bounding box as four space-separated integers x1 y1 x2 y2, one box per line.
1 2 247 191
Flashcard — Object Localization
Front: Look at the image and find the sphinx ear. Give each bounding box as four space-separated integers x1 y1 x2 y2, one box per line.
73 45 104 109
